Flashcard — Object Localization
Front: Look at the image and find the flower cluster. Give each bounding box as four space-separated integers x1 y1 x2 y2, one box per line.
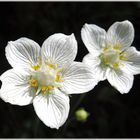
0 20 140 129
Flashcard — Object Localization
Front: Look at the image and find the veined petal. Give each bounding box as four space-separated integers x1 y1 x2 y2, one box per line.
60 62 99 94
81 23 106 54
83 53 101 67
6 38 41 69
107 20 134 50
33 89 70 129
106 68 134 94
83 53 107 81
41 33 77 67
121 47 140 75
0 69 34 105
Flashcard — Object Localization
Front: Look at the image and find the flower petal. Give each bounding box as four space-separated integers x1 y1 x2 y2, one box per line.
6 38 41 69
60 62 99 94
83 53 107 81
33 89 70 129
107 20 134 50
121 47 140 75
0 69 34 105
41 33 77 67
81 23 106 54
106 68 134 94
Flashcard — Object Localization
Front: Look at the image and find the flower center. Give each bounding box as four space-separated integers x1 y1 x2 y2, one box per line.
100 44 127 69
29 62 64 95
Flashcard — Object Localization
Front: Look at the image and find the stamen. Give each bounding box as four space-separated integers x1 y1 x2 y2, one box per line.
48 63 55 69
103 44 112 52
55 74 64 82
102 55 109 65
42 86 48 91
55 68 64 82
47 85 55 90
113 62 120 69
119 52 127 61
32 64 41 70
41 85 54 94
46 62 57 69
114 44 122 50
29 78 38 87
31 59 41 71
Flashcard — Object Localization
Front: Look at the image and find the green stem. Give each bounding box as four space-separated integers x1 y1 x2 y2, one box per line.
69 93 87 118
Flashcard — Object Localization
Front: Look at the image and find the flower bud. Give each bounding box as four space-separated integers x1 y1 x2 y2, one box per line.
75 108 90 122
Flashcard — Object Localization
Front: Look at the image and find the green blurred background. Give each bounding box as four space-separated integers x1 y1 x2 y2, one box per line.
0 2 140 138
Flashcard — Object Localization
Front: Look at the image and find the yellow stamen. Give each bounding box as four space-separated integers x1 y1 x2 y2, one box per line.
47 85 55 90
55 74 64 82
29 78 38 87
114 44 122 50
46 61 57 69
32 64 41 71
119 53 127 61
103 45 111 52
55 68 64 82
41 85 54 94
113 62 120 70
102 55 109 65
55 75 61 82
42 86 48 91
31 59 41 70
48 63 56 69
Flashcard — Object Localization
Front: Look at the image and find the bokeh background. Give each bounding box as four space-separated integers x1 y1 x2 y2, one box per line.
0 2 140 138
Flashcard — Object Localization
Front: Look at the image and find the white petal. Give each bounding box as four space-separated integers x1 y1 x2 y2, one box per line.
33 89 70 129
106 68 134 94
6 37 41 69
0 69 34 105
60 62 99 94
107 20 134 50
83 53 107 81
41 33 77 67
81 23 106 54
121 47 140 75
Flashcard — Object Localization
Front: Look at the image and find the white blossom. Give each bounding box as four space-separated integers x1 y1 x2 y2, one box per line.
0 33 98 129
81 20 140 94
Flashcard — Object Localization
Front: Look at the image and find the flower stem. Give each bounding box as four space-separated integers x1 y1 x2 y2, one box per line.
69 93 87 118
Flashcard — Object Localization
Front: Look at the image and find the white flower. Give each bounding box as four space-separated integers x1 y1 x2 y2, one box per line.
0 33 98 129
81 20 140 94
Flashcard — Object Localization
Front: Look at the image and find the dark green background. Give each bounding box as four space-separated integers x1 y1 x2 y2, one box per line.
0 2 140 138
